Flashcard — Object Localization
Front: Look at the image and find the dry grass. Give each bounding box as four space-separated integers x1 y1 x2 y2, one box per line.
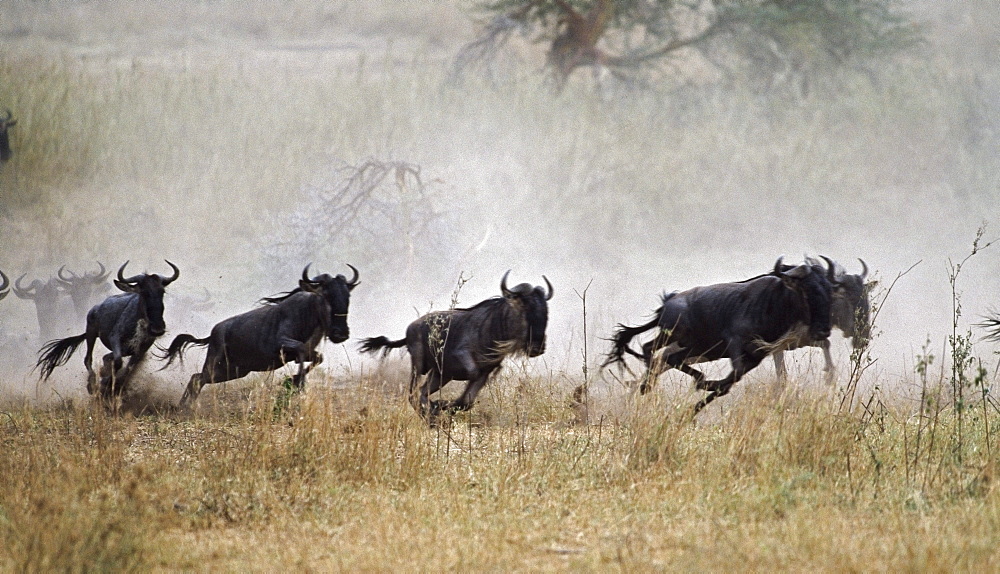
2 369 999 571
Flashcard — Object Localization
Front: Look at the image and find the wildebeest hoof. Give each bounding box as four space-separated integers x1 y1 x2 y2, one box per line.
429 400 451 415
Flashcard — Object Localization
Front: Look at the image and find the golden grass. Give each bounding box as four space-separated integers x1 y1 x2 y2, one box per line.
2 372 999 571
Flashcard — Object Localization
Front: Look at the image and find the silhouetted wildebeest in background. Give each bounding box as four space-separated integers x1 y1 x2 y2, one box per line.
164 287 216 335
602 257 835 414
57 262 113 322
14 273 67 342
36 261 180 397
160 264 359 406
0 110 17 163
0 269 9 302
359 270 553 420
772 258 873 382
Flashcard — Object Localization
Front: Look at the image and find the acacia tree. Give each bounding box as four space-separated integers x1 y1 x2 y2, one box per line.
454 0 922 92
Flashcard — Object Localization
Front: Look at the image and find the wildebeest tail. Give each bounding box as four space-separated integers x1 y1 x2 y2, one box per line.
978 312 1000 343
358 336 408 358
601 317 661 368
157 333 211 368
602 292 678 368
36 333 87 381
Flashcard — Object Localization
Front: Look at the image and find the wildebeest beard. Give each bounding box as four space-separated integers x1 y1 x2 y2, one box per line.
129 318 150 353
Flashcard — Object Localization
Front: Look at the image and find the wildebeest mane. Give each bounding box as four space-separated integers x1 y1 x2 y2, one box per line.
455 296 506 312
259 288 302 305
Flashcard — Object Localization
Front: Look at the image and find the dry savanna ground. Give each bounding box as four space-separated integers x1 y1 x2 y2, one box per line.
2 367 1000 571
1 0 1000 571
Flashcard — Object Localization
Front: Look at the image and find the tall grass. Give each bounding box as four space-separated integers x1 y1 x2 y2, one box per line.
2 366 999 570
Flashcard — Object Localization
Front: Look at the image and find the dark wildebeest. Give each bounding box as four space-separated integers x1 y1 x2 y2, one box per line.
602 257 836 415
36 261 180 397
57 262 113 322
359 271 553 420
0 110 16 163
0 269 9 302
159 264 359 406
13 273 67 342
772 258 873 382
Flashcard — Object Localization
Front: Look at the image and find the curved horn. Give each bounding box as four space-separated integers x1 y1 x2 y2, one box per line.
92 261 109 281
13 273 36 298
820 255 837 283
116 261 144 284
542 275 554 301
345 263 360 287
773 256 785 275
858 258 868 281
301 263 314 283
57 265 77 284
161 260 180 285
0 269 9 292
500 269 513 297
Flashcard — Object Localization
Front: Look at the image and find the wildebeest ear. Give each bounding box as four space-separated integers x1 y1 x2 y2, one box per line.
114 280 140 293
298 279 322 294
783 264 811 279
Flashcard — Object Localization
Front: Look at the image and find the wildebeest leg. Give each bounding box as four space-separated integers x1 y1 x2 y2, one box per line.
818 339 836 384
772 350 788 385
449 366 501 412
112 341 155 396
180 350 227 406
179 373 205 406
638 337 678 394
98 352 117 397
103 341 132 398
278 337 316 390
639 346 698 395
420 372 449 419
693 351 765 415
83 330 99 395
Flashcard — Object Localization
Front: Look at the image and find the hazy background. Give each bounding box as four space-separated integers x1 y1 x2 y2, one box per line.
0 1 997 405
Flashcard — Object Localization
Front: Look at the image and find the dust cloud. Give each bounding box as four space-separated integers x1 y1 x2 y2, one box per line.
0 1 997 406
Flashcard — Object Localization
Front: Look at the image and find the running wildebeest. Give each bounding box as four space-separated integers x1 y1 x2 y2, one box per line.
0 269 9 302
772 258 873 382
36 260 180 397
160 264 359 406
359 270 553 420
602 257 836 414
57 262 113 322
0 110 16 163
14 273 68 342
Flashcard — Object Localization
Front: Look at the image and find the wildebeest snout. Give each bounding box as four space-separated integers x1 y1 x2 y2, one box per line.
329 328 349 344
528 339 546 357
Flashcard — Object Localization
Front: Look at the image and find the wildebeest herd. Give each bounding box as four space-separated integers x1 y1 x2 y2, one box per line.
0 253 880 420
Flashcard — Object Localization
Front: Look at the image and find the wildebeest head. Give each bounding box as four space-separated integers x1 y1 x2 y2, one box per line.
0 110 16 163
773 256 834 342
13 274 63 304
114 260 180 337
831 258 873 347
298 263 359 344
500 270 553 357
0 268 9 302
57 262 112 317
